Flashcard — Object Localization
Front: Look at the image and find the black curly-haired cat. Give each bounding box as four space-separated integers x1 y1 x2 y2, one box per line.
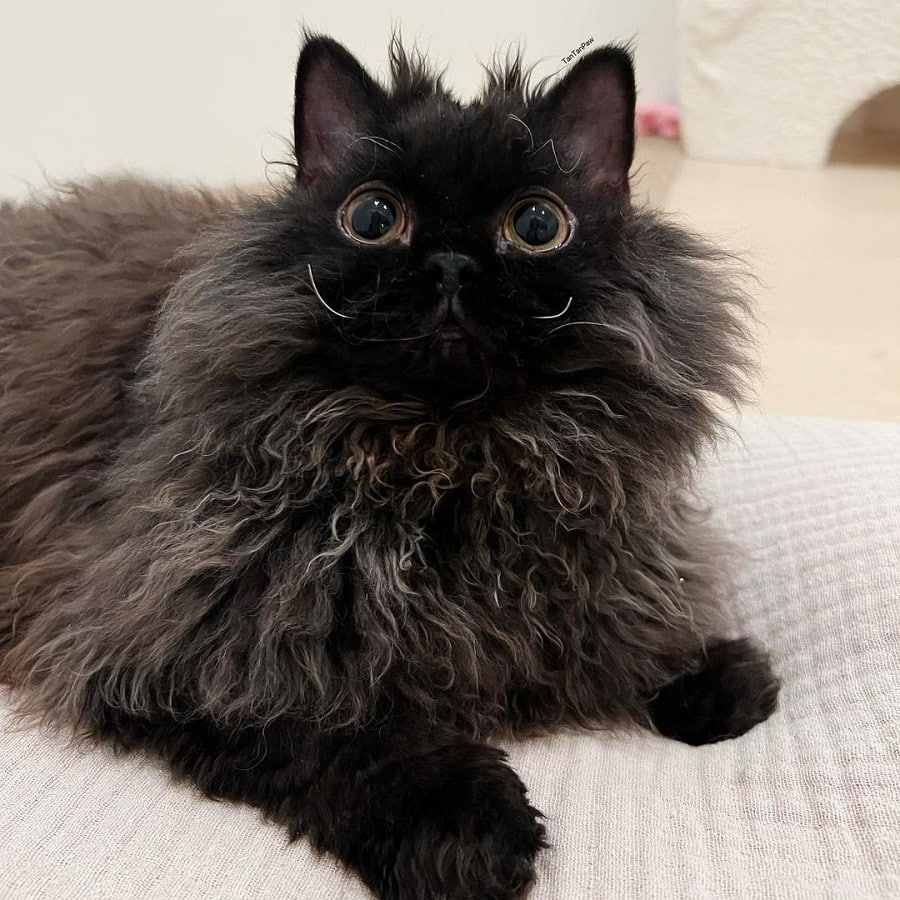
0 32 779 899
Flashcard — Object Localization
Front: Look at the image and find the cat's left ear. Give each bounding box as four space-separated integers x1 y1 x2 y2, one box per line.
293 35 388 187
536 46 636 194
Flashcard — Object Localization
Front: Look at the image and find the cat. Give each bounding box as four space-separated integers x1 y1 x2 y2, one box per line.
0 32 780 900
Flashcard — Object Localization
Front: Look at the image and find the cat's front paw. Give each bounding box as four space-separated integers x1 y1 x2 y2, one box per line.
379 746 547 900
647 637 780 746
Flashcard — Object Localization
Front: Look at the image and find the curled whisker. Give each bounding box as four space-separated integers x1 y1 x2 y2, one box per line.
530 137 581 175
508 114 535 152
451 370 492 408
346 135 402 154
307 264 353 320
545 320 656 364
356 329 438 344
547 319 611 335
532 296 573 320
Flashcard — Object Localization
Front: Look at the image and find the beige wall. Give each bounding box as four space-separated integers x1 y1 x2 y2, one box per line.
0 1 677 199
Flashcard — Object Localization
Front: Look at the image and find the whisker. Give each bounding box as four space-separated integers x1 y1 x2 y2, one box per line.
508 114 535 152
307 264 353 320
532 296 573 320
547 319 617 335
357 330 438 344
545 320 654 362
451 371 492 408
346 134 402 154
529 137 582 175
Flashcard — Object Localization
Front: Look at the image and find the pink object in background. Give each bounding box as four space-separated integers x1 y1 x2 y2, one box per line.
635 102 681 139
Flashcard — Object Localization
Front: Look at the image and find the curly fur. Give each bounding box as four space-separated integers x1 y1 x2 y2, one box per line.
0 34 778 900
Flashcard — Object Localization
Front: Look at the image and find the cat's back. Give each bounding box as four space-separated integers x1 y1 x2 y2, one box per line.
0 178 233 557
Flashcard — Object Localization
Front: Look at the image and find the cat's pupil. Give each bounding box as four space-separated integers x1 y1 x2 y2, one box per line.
513 202 559 246
350 196 397 240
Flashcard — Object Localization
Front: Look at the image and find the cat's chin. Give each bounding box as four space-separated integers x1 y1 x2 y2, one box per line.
433 328 480 365
414 337 495 400
354 334 523 407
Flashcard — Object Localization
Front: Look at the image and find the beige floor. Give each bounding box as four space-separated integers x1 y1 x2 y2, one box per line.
632 138 900 422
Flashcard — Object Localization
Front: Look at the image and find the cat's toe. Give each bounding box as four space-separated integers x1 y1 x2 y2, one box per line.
647 637 780 746
382 750 547 900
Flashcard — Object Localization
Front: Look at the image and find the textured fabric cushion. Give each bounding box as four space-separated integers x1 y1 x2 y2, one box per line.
2 415 899 898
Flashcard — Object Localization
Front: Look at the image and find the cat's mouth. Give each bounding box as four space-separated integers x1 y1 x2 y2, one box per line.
412 302 498 374
431 297 498 355
436 324 466 340
355 301 523 403
432 324 481 365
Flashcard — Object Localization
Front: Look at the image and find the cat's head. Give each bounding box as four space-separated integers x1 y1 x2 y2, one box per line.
159 33 751 447
282 35 637 402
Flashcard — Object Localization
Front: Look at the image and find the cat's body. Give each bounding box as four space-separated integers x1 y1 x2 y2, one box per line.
0 36 779 900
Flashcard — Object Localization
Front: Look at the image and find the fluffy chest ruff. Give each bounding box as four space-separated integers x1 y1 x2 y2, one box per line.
177 403 714 738
6 396 710 741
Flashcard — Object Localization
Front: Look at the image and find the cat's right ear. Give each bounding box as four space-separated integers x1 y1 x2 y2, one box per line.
293 36 388 187
535 45 636 195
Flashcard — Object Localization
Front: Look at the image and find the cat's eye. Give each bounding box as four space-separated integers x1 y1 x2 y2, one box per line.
341 189 406 244
502 197 570 252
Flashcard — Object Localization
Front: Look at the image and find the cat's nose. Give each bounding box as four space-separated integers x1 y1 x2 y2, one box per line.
423 251 482 295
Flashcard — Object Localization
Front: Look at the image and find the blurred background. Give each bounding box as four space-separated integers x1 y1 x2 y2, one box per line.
2 0 898 420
